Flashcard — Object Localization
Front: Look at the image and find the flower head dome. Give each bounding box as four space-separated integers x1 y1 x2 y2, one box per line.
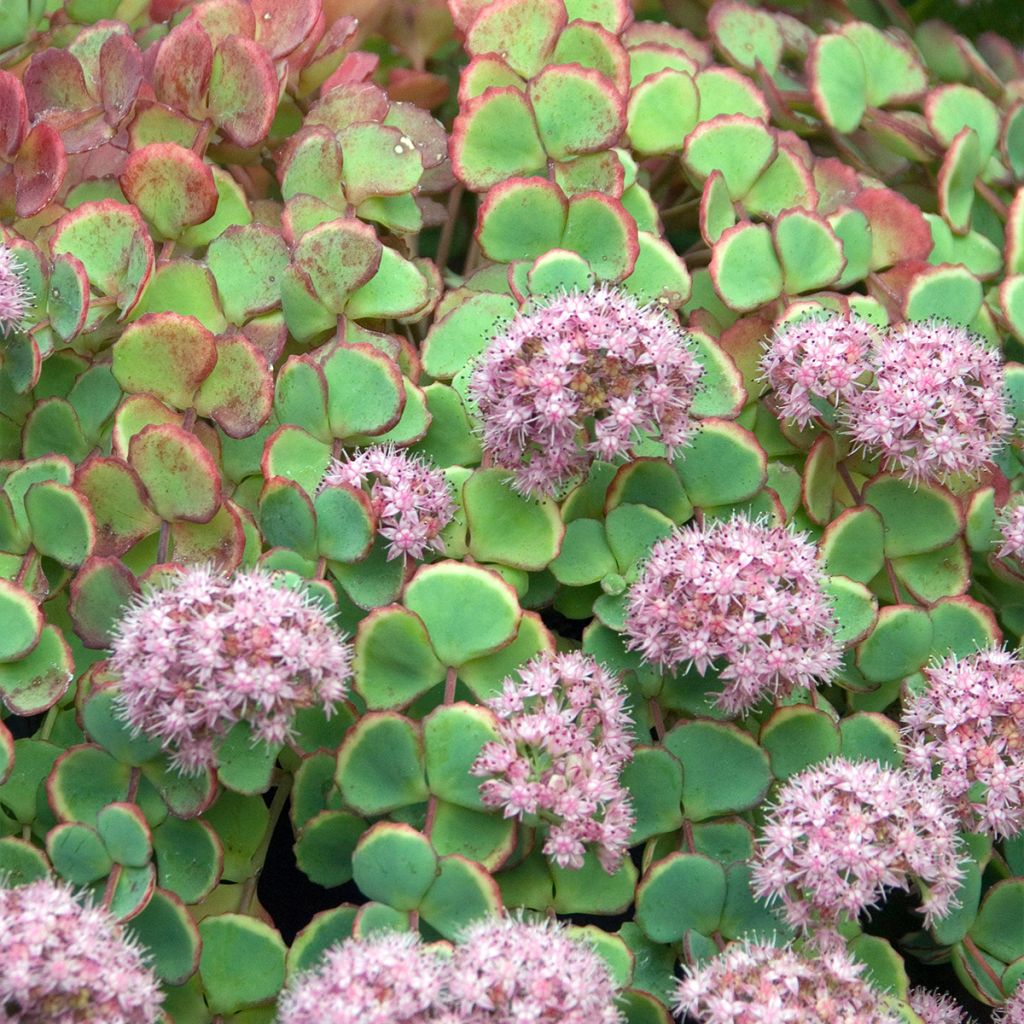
111 566 352 773
908 988 975 1024
321 445 455 561
674 940 900 1024
760 312 875 427
623 516 841 715
750 757 965 935
995 985 1024 1024
0 877 163 1024
469 284 704 496
471 651 635 872
276 931 449 1024
843 320 1012 484
0 242 30 336
902 647 1024 839
446 916 625 1024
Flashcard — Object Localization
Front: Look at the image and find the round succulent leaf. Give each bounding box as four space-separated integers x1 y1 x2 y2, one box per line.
274 356 330 442
331 535 407 611
528 64 623 161
424 702 500 811
829 208 872 289
194 335 273 440
842 22 925 107
663 720 771 821
140 756 217 820
938 128 982 236
199 914 286 1015
819 506 885 583
97 802 152 867
0 625 73 715
604 503 676 574
294 810 366 888
822 575 878 646
321 345 405 440
709 221 783 313
928 597 1000 660
801 434 836 526
354 903 413 938
708 0 782 73
352 822 438 911
104 863 155 922
127 888 200 985
169 502 245 571
422 292 517 381
338 123 422 207
50 200 153 317
48 252 90 342
695 66 769 124
0 838 49 886
458 612 555 701
635 853 727 943
206 35 276 148
464 469 564 571
551 849 637 914
688 332 744 420
550 518 618 587
853 188 933 272
620 233 691 309
291 219 381 316
430 802 516 870
451 87 546 191
683 116 776 200
773 209 846 295
719 863 789 943
313 483 375 564
627 70 698 156
47 744 133 825
129 424 222 524
675 419 766 507
838 712 901 768
528 249 596 296
476 177 568 265
760 705 841 781
856 604 934 682
80 681 161 765
47 822 113 884
354 606 446 710
419 854 502 940
207 224 289 327
345 247 432 321
292 753 341 831
0 579 43 663
808 34 866 133
619 990 673 1024
23 398 89 463
287 907 358 975
464 0 565 78
153 816 223 904
903 264 983 323
553 191 638 282
215 722 280 796
111 394 182 461
120 143 217 240
892 541 970 604
863 475 963 558
404 562 521 666
606 459 693 523
551 21 629 91
621 746 684 844
261 426 332 498
335 712 428 815
969 880 1024 963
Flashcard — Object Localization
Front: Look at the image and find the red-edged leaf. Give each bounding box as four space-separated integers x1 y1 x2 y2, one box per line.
69 556 139 649
74 455 161 558
99 33 144 127
23 49 91 121
121 143 218 239
13 123 66 218
194 334 274 439
292 218 382 315
252 0 319 58
208 35 278 149
152 18 214 119
0 70 27 159
129 424 223 524
852 188 933 271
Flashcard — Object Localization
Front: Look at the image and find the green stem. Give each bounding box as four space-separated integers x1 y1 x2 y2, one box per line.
238 772 294 915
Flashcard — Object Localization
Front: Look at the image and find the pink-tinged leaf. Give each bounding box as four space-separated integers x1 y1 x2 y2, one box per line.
48 253 90 342
0 70 27 159
682 114 776 200
113 313 219 410
527 64 625 161
852 188 933 271
561 191 639 281
152 18 214 119
190 0 255 45
813 157 861 216
23 49 91 121
69 556 138 649
74 455 161 558
253 0 319 58
128 101 202 150
623 22 711 67
13 123 66 218
51 200 154 318
208 35 278 149
476 176 568 264
552 21 630 95
194 334 274 439
464 0 566 79
306 82 390 135
129 423 223 524
386 69 450 110
937 127 982 237
707 0 783 74
206 223 291 326
121 143 218 239
450 0 492 32
292 218 382 315
170 500 245 569
322 51 380 93
458 55 525 105
99 33 144 127
564 0 631 32
1006 188 1024 275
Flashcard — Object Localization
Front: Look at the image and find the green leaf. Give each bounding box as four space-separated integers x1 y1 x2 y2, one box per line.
0 579 42 662
621 746 684 844
561 192 638 281
477 178 568 265
458 612 554 701
552 848 637 914
198 914 286 1015
335 712 428 815
419 854 502 939
422 293 516 382
627 70 698 156
322 345 404 439
314 484 375 563
354 606 446 710
663 720 771 821
127 888 201 985
292 218 381 316
464 469 564 571
970 880 1024 963
294 811 366 888
863 475 963 558
892 541 970 604
856 605 934 682
97 802 152 867
194 335 273 440
823 575 878 646
287 907 357 975
938 128 982 235
129 424 221 524
215 722 280 796
622 233 692 308
709 222 783 312
635 853 726 942
904 265 982 323
550 518 618 587
839 712 901 767
676 419 766 506
773 209 845 294
352 822 438 911
48 744 132 825
430 802 516 869
464 0 565 79
206 224 289 327
683 115 775 198
47 821 114 884
529 64 623 161
820 505 885 583
153 817 222 904
760 705 841 780
424 703 500 811
121 143 218 240
24 481 95 567
809 34 866 133
708 0 782 73
404 562 521 666
0 624 73 715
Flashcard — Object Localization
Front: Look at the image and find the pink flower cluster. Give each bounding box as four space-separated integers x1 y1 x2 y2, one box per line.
623 517 841 715
760 313 874 427
909 988 975 1024
995 985 1024 1024
471 651 635 872
469 285 705 496
902 647 1024 839
843 320 1011 484
111 566 352 774
321 445 456 561
996 501 1024 571
0 243 29 336
277 918 625 1024
276 931 449 1024
674 940 899 1024
751 757 965 935
0 878 163 1024
446 917 624 1024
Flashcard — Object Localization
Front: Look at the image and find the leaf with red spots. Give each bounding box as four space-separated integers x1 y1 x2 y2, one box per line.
121 143 219 240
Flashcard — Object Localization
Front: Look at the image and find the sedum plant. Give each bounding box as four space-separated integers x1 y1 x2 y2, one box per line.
0 0 1023 1021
